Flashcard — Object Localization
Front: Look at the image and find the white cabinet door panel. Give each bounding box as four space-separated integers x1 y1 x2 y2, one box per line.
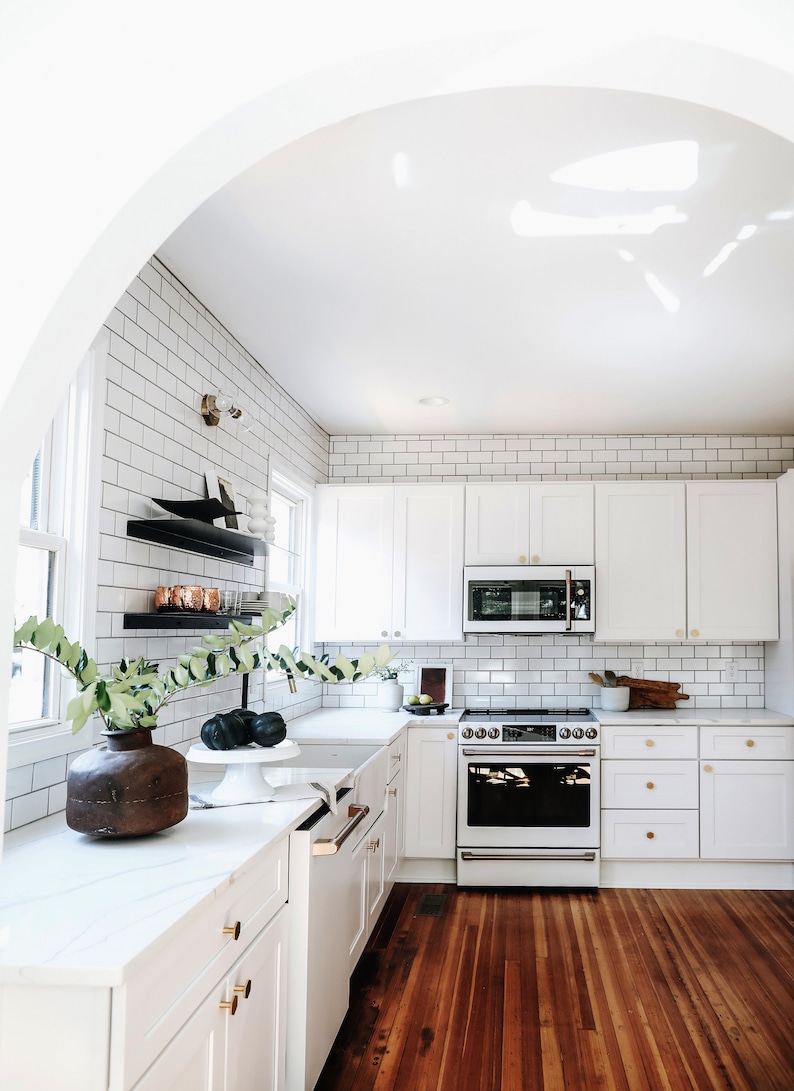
393 485 464 640
529 483 593 564
686 481 778 640
404 728 458 859
700 760 794 859
464 484 530 565
594 482 686 641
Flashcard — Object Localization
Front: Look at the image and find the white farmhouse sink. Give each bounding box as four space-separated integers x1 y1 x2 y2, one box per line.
278 742 388 816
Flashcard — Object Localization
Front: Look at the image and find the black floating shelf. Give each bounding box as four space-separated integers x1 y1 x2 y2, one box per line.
127 518 267 565
123 612 256 630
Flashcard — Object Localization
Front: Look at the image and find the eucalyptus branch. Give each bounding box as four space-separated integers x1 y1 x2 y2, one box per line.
13 602 392 733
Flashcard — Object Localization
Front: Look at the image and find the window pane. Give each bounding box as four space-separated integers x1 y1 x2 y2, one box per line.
9 545 54 723
19 450 42 530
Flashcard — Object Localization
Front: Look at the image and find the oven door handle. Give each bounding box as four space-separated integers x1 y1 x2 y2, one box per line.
461 748 597 758
460 851 597 862
565 568 572 631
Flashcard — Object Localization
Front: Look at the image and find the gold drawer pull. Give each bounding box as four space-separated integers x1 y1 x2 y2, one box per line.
223 921 241 940
519 555 527 563
746 739 755 748
234 980 252 999
645 739 655 748
389 787 398 797
532 555 540 563
646 831 655 840
675 629 684 638
220 996 238 1016
691 629 700 637
369 838 380 852
704 764 713 773
646 782 655 790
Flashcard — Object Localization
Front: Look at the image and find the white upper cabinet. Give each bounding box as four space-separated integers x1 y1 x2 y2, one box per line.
595 479 779 642
314 484 464 642
686 481 779 641
594 482 687 641
465 483 593 565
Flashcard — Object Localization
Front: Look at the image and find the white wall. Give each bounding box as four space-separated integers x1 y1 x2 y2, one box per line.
322 434 793 713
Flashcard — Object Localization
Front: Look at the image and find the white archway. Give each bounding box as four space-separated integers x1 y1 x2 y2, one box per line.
3 0 794 850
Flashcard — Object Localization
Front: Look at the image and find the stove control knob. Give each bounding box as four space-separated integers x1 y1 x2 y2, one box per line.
558 727 571 739
585 727 598 740
572 727 585 739
488 727 500 739
474 727 487 739
461 727 474 739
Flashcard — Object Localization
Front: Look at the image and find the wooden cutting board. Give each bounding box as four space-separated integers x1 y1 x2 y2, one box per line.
614 676 690 709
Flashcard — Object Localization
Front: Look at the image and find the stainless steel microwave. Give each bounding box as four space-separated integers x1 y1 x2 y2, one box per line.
463 566 595 633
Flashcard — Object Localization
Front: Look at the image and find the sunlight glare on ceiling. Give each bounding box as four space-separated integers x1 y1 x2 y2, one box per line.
550 140 699 192
511 202 687 236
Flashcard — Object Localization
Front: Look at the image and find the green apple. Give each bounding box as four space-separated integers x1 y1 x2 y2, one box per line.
407 694 420 705
419 693 433 705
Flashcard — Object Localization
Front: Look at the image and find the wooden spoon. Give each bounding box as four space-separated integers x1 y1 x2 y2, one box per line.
604 670 617 687
588 672 605 687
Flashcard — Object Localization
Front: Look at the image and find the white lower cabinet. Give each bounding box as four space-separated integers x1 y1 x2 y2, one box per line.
601 723 794 868
700 725 794 860
403 726 458 859
133 906 288 1091
347 810 386 972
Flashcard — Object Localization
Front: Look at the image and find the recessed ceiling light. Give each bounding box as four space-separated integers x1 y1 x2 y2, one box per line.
419 396 449 407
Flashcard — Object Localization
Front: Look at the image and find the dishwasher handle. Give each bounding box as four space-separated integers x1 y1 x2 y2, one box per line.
312 804 370 856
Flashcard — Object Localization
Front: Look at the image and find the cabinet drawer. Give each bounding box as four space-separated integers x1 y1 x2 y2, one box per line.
700 725 794 760
602 810 699 859
600 725 697 760
114 838 288 1089
388 733 405 783
602 760 698 809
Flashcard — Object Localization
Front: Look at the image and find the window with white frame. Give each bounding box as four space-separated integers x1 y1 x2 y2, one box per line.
7 337 104 763
266 469 311 670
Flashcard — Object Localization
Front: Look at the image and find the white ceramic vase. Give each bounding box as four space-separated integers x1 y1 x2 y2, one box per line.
377 680 404 712
600 686 630 711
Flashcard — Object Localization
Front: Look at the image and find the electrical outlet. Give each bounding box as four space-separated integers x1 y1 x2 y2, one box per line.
630 660 644 679
726 660 739 682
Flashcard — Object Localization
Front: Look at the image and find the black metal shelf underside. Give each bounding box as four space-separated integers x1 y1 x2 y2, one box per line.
127 518 267 566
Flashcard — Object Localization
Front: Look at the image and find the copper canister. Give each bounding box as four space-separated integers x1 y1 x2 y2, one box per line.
154 586 171 610
202 587 220 613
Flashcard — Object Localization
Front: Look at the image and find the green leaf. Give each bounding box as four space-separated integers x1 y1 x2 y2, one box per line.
174 664 190 688
215 653 231 676
31 618 55 649
189 656 207 680
237 645 255 672
14 616 38 644
373 643 393 669
356 651 375 678
334 654 356 681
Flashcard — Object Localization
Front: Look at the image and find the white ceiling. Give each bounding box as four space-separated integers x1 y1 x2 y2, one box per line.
158 86 794 437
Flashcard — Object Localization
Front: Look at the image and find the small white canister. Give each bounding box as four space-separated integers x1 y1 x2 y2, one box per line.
600 686 630 711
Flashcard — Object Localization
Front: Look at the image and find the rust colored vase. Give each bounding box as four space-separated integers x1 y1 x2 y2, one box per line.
66 729 188 837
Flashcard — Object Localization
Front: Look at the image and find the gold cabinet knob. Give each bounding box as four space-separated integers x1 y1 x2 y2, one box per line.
646 831 655 840
519 555 527 564
447 732 455 740
746 739 755 748
691 629 700 637
220 996 239 1016
646 782 655 790
532 555 540 563
645 739 655 747
675 629 684 638
704 764 713 773
233 980 252 999
222 921 241 940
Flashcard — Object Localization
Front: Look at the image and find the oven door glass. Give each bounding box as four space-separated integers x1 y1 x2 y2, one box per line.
467 579 590 624
463 758 595 832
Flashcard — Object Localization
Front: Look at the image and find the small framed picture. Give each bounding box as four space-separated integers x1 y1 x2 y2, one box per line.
205 470 238 529
412 661 453 706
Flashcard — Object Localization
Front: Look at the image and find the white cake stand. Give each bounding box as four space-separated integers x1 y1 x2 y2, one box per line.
186 739 301 804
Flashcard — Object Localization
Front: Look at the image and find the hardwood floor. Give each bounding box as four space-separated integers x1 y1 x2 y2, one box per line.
316 883 794 1091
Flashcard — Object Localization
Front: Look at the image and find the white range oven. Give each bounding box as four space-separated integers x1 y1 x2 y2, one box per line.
456 708 600 890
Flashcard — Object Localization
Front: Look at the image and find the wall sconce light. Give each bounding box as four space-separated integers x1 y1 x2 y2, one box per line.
201 390 244 427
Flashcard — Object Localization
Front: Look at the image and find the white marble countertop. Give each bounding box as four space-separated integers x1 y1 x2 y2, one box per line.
285 706 463 744
593 707 794 726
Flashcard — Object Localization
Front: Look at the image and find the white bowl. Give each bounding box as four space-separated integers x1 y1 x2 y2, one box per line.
600 686 630 711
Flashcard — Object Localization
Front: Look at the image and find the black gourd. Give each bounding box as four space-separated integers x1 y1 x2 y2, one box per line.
250 711 287 747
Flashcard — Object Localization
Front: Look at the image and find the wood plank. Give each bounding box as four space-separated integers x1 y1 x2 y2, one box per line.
316 884 794 1091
